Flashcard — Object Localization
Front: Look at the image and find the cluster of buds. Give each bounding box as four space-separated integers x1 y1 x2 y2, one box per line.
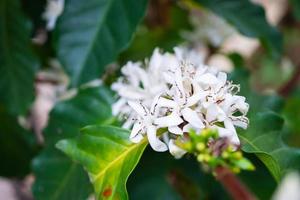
177 129 255 173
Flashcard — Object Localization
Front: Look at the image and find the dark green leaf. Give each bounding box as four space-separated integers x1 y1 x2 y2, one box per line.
229 67 300 181
32 87 114 200
130 148 276 200
290 0 300 21
240 112 300 181
55 0 148 87
57 126 148 200
128 148 226 200
194 0 282 58
0 106 36 177
283 97 300 134
0 0 39 115
120 5 191 62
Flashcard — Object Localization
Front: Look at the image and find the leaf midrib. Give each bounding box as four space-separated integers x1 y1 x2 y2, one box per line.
240 134 281 180
73 0 115 85
51 162 78 200
92 139 147 182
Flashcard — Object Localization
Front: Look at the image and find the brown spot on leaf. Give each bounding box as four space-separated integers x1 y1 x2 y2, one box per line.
102 187 112 198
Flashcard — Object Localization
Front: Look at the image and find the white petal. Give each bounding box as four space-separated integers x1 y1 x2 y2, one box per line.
231 116 249 129
217 72 227 87
130 121 143 140
186 92 206 107
232 95 249 114
174 68 185 97
112 98 126 116
147 125 168 152
150 94 162 116
230 134 240 145
122 116 135 129
197 73 218 85
149 48 162 72
157 97 178 108
215 126 240 145
206 104 226 122
136 67 150 89
128 101 149 116
169 139 186 159
168 126 183 135
216 126 233 138
154 112 183 127
182 107 205 129
130 133 144 143
224 119 236 132
119 87 146 100
224 119 240 145
183 123 193 132
163 71 175 84
121 62 141 87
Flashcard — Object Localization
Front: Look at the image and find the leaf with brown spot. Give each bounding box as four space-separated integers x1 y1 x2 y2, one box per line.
56 126 148 200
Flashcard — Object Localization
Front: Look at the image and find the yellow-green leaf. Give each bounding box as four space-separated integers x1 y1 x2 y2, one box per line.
57 125 148 200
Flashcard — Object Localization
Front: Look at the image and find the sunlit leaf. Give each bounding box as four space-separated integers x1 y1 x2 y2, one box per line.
57 126 148 200
32 87 114 200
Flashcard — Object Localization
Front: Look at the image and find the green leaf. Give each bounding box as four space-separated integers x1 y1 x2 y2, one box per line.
283 97 300 134
57 126 148 200
55 0 148 87
129 148 276 200
120 4 191 62
240 112 300 181
290 0 300 21
229 66 300 181
0 0 39 115
32 87 114 200
128 148 224 200
194 0 282 58
0 106 36 177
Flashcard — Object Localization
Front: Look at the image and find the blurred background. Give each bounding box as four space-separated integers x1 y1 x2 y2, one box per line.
1 0 300 199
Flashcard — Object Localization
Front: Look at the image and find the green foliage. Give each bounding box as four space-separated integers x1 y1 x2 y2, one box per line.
32 87 114 200
1 0 300 198
129 149 276 200
128 148 229 200
57 126 148 200
120 5 191 62
283 97 300 134
290 0 300 21
194 0 283 58
0 106 36 177
230 67 300 181
54 0 148 87
0 0 39 115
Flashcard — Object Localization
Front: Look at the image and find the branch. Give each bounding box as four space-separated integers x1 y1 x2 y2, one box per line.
214 166 257 200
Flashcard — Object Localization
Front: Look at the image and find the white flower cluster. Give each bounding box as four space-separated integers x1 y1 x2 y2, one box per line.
112 47 249 158
43 0 64 30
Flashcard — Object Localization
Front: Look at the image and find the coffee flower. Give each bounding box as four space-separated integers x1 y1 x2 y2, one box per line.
43 0 64 30
112 47 249 158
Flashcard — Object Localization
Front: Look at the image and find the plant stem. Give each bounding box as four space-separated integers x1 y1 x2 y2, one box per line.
214 166 257 200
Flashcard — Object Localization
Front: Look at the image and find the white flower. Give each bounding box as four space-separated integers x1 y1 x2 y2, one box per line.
112 47 249 158
43 0 64 30
127 96 168 152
